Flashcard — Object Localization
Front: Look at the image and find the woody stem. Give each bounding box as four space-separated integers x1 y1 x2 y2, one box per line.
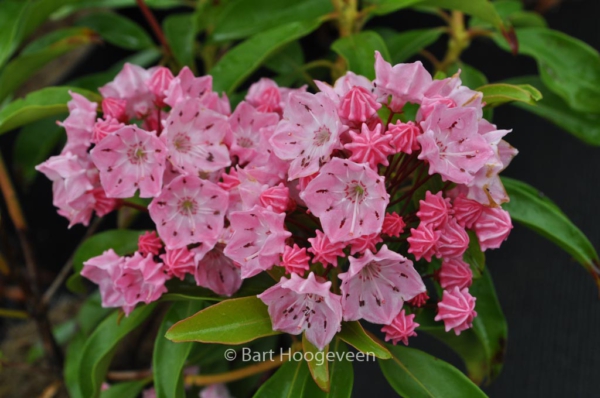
136 0 174 59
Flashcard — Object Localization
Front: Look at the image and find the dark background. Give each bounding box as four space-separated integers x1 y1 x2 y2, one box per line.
2 0 599 397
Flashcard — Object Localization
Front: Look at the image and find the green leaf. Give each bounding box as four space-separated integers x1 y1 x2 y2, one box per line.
468 0 520 28
0 0 31 68
253 356 312 398
379 344 487 397
76 12 154 50
22 0 80 38
53 0 185 18
78 304 156 398
304 338 354 398
303 333 329 392
421 0 503 28
502 177 600 287
505 76 600 146
494 28 600 113
166 296 281 344
77 291 113 336
509 11 547 28
366 0 426 16
211 20 321 94
67 229 144 293
211 0 333 42
384 28 444 64
447 63 488 90
477 83 542 107
13 115 65 187
463 231 485 279
100 380 149 398
164 13 195 68
64 331 86 398
264 41 305 75
331 31 390 80
0 87 101 135
154 301 206 398
337 321 391 359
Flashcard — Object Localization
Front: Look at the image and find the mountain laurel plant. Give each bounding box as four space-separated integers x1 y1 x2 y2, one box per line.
0 0 599 397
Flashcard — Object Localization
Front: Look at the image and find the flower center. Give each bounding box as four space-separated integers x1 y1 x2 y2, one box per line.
344 181 368 203
313 126 331 147
237 137 254 148
173 133 192 153
127 143 147 164
177 196 198 216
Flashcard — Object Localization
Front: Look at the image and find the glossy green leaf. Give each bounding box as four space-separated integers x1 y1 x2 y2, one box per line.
447 63 488 90
264 41 305 75
421 0 503 28
13 115 65 187
477 83 542 107
100 380 149 398
211 0 333 42
211 20 321 94
384 28 444 64
494 28 600 113
77 291 113 336
366 0 425 16
379 344 487 397
154 301 206 398
23 0 80 38
464 231 485 279
303 334 329 392
505 76 600 146
304 338 354 398
53 0 185 18
502 177 600 287
76 12 154 50
253 356 312 397
166 296 280 344
79 304 156 398
468 0 520 28
164 13 195 68
64 331 86 398
509 11 547 28
0 1 31 68
337 321 391 359
331 31 390 80
0 87 101 135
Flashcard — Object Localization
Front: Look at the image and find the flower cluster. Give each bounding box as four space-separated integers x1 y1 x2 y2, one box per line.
37 52 515 350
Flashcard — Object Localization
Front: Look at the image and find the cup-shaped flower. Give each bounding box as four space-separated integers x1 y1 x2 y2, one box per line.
195 244 242 297
258 272 342 350
300 158 389 243
338 245 425 324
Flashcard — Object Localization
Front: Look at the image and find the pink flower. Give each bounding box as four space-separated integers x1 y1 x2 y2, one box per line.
160 246 195 280
348 233 382 255
307 230 346 267
147 66 174 107
224 205 291 278
435 218 469 259
81 249 125 308
229 101 279 164
92 117 124 144
148 175 228 249
407 223 440 262
101 97 127 122
300 158 389 243
246 78 282 114
338 245 425 324
418 105 494 184
161 99 231 175
407 292 429 307
344 123 393 169
270 91 345 179
258 272 342 350
381 310 419 346
438 258 472 290
259 184 289 213
90 125 167 198
281 244 310 275
138 231 163 256
382 212 405 237
473 207 512 251
435 287 477 335
60 92 97 154
99 63 154 118
418 71 483 121
115 252 168 315
196 244 242 296
387 121 421 154
416 191 451 229
452 195 484 228
373 51 432 111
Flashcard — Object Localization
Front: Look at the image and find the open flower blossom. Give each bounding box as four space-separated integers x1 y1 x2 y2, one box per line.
41 53 517 342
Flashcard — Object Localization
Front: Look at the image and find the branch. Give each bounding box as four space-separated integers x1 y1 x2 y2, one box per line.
135 0 173 58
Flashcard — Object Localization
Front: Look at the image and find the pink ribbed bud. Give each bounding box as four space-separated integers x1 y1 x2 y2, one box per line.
407 223 440 262
417 191 451 229
160 246 195 280
281 244 310 275
382 212 405 237
407 292 429 307
474 207 513 251
435 287 477 335
339 86 381 123
381 310 419 346
101 97 127 122
453 195 484 228
92 117 124 144
138 231 162 256
387 121 421 154
438 258 472 290
259 184 289 213
435 218 469 259
147 67 174 107
91 187 118 217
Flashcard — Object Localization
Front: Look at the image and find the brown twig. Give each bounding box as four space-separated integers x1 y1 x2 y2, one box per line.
120 200 149 213
0 152 63 372
135 0 173 58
